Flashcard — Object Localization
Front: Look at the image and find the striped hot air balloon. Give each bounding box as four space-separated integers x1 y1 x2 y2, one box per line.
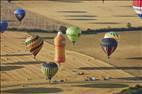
133 0 142 19
25 35 44 59
101 38 118 59
41 62 58 81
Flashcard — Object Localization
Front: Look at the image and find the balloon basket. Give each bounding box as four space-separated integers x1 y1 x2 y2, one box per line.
108 56 110 59
72 41 76 46
107 56 110 63
58 63 61 67
49 80 51 84
59 63 65 72
19 21 22 25
46 77 52 84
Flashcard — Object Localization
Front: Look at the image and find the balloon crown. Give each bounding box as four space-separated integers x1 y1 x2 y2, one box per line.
58 31 63 35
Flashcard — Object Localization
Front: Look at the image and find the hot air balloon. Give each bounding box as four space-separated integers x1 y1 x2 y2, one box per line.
54 32 65 64
0 20 8 33
14 8 26 22
8 0 11 3
25 35 44 59
41 62 58 81
104 32 119 41
133 0 142 19
66 26 81 45
101 38 118 59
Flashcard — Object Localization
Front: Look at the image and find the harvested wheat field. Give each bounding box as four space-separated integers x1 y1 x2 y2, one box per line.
15 0 142 30
1 0 142 94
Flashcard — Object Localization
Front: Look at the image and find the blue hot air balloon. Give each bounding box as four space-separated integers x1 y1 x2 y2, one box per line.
0 20 8 33
101 38 118 59
14 8 26 22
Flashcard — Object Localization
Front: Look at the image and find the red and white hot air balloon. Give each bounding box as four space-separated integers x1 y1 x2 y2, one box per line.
133 0 142 19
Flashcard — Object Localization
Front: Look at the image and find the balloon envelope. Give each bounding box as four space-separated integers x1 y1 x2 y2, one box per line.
14 8 26 22
101 38 118 58
54 32 65 64
0 20 8 33
41 62 58 80
133 0 142 19
66 26 81 44
104 32 119 41
25 35 43 58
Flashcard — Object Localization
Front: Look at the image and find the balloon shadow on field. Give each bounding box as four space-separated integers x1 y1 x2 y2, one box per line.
79 66 142 70
114 77 142 81
56 10 87 13
113 15 137 17
2 87 63 93
119 5 131 8
64 15 97 17
0 65 24 71
74 83 128 88
89 22 120 24
4 61 46 65
0 53 32 57
49 0 81 3
126 57 142 60
65 18 96 21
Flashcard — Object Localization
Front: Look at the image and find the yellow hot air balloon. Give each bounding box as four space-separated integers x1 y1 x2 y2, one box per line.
104 32 119 41
25 35 44 59
54 32 65 64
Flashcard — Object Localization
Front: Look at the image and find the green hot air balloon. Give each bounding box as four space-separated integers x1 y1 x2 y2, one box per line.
41 62 58 82
66 26 81 45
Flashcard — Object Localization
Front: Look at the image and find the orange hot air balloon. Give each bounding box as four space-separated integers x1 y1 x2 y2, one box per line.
54 32 65 64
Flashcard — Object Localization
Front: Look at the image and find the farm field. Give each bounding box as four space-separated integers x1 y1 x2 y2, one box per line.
1 31 142 94
1 0 142 94
15 0 142 30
